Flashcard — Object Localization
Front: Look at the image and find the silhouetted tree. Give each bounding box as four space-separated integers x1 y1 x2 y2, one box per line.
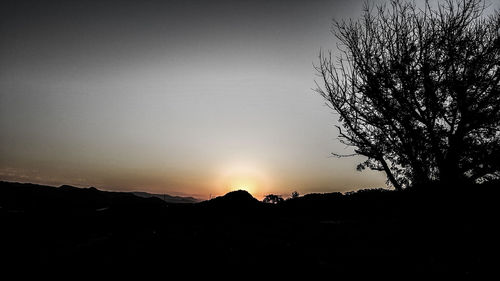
263 194 284 204
291 191 300 199
316 0 500 190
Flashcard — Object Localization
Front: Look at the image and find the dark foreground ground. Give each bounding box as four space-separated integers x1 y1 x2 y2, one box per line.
1 181 498 276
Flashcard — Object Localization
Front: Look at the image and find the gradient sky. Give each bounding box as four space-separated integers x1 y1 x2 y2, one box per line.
0 0 409 199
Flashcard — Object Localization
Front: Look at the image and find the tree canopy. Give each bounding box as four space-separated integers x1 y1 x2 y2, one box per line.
316 0 500 190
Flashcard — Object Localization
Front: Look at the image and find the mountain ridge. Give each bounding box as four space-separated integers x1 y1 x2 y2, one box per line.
131 191 200 204
0 181 200 205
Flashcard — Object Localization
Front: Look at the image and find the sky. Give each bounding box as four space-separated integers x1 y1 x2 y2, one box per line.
0 0 421 199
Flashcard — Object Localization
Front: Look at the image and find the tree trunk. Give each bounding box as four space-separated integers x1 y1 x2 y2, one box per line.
379 157 403 191
440 148 464 187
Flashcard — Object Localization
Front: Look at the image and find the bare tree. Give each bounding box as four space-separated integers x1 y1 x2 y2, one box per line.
316 0 500 190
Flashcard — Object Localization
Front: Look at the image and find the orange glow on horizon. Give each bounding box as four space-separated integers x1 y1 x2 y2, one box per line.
228 180 255 193
215 162 271 199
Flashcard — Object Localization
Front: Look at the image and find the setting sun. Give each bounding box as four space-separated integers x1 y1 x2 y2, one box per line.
215 163 271 199
228 178 256 194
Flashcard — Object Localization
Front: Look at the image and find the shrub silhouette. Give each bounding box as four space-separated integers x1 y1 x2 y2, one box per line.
315 0 500 189
263 194 284 204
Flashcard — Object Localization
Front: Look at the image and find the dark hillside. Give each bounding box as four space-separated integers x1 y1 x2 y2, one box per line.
1 180 498 276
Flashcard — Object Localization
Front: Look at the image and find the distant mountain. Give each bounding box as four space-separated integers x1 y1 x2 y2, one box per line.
131 191 200 204
0 181 167 213
0 181 200 212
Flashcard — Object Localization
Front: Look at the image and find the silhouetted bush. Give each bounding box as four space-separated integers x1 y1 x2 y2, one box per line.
262 194 284 204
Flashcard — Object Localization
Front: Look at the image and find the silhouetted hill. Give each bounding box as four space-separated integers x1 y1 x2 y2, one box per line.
198 190 261 208
131 191 200 204
0 181 167 213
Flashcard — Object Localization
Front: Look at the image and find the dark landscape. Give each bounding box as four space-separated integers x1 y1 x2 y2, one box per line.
1 0 499 276
1 180 498 275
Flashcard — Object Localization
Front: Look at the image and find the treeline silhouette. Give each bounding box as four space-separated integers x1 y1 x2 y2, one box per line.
1 180 498 276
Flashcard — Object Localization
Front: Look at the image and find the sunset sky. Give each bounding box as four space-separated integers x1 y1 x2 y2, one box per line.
8 0 491 199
